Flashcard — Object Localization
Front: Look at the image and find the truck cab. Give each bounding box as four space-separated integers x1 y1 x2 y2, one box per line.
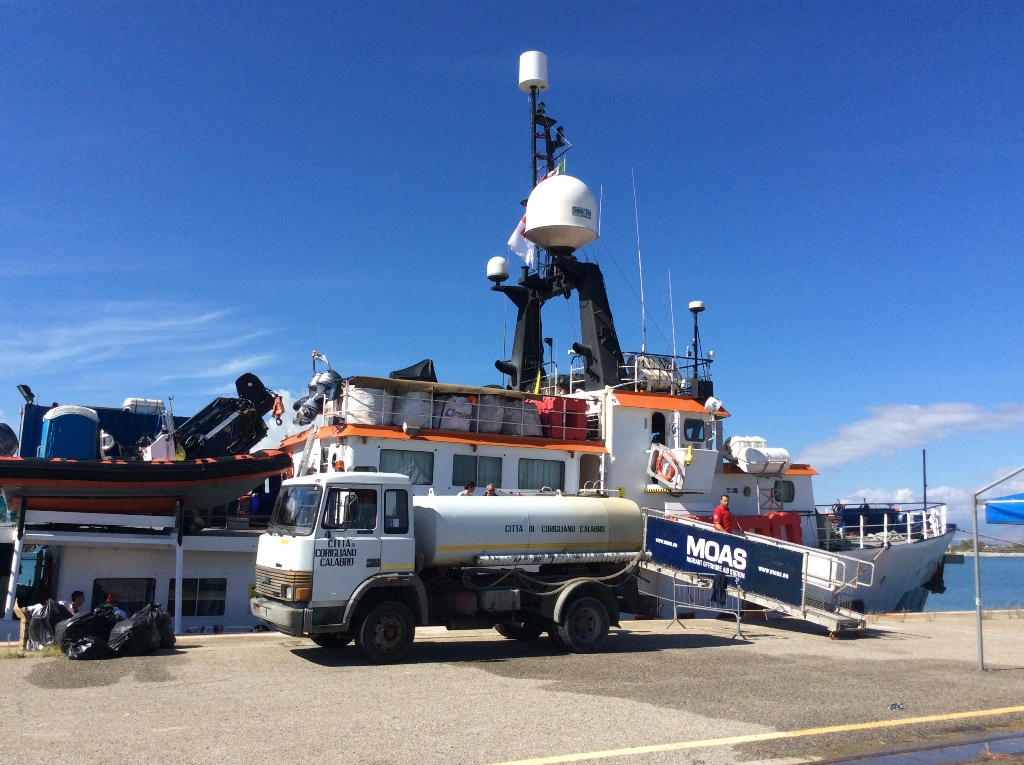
251 472 427 662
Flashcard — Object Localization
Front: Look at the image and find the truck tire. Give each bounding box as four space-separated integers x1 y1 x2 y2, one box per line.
547 625 569 651
556 596 609 653
495 614 544 642
356 601 415 664
311 633 353 649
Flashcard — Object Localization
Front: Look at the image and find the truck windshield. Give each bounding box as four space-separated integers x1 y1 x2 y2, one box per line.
268 485 323 536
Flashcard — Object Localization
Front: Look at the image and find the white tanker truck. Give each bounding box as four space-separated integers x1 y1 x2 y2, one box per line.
250 471 660 663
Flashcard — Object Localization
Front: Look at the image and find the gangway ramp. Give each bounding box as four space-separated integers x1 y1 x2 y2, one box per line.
642 510 870 637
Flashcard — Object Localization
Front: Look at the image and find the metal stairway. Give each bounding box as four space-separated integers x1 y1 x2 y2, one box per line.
642 511 872 637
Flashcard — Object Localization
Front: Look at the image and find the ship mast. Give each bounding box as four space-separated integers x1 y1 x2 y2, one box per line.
490 53 625 393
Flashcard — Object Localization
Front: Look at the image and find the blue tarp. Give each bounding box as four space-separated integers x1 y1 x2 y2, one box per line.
985 493 1024 525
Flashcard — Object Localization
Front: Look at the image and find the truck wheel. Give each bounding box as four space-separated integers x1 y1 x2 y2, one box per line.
548 628 569 652
311 633 353 649
556 597 609 653
356 601 415 664
495 614 544 641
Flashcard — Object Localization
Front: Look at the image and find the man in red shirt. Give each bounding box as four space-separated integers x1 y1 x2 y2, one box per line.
712 495 744 537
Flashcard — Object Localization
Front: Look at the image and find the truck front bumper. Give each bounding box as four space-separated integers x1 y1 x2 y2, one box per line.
251 597 306 636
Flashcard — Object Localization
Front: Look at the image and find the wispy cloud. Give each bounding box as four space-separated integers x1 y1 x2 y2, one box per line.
0 301 287 425
158 355 277 383
799 403 1024 470
0 306 236 370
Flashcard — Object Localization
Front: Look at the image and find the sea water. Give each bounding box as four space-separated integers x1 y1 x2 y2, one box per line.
925 556 1024 611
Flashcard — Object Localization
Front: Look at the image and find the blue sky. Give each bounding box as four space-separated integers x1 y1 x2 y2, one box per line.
3 2 1023 541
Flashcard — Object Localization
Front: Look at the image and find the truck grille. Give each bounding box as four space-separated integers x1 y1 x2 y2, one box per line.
255 565 312 599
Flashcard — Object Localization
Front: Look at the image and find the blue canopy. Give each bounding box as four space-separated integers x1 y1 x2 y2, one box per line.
985 493 1024 524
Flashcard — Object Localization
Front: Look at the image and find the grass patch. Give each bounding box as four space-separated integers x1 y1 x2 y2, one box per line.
0 649 25 659
982 609 995 620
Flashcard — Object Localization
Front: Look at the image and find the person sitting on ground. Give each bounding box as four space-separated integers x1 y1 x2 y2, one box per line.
105 593 128 620
60 590 86 615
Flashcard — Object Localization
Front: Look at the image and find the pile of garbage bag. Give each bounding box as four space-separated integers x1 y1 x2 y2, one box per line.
28 601 176 660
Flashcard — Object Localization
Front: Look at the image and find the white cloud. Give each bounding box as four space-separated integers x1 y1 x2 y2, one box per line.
0 306 236 370
799 403 1024 470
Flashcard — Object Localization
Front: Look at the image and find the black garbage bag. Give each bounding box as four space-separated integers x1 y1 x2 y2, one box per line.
56 604 121 652
153 608 176 649
108 605 162 657
27 599 73 650
66 636 114 660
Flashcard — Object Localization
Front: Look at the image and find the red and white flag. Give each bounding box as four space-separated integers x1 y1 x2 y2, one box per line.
507 215 536 267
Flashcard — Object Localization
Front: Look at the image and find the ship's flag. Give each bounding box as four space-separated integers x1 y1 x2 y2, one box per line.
507 215 536 267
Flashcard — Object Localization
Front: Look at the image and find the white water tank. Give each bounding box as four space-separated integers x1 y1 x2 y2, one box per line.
413 494 642 567
525 175 598 251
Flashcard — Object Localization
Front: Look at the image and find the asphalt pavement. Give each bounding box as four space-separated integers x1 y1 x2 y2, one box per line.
1 611 1023 765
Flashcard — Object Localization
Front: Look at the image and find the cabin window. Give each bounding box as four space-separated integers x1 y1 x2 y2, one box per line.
651 413 666 445
518 458 565 491
774 480 795 504
452 455 502 489
683 418 705 442
323 488 377 531
166 578 227 617
384 489 409 534
379 449 434 485
92 578 155 618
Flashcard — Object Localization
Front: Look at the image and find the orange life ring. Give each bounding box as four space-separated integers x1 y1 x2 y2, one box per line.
655 453 678 483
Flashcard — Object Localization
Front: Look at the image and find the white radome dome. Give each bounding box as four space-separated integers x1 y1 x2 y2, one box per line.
524 175 598 251
487 256 510 283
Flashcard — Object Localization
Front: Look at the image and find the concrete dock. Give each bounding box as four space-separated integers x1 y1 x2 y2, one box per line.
1 611 1023 765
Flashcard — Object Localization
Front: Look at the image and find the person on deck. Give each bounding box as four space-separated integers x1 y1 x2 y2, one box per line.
457 481 476 496
712 495 745 537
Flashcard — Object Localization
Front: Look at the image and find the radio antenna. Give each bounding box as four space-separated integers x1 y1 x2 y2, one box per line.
669 267 678 359
632 169 647 354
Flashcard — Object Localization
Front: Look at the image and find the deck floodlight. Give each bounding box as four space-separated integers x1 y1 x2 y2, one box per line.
17 384 34 405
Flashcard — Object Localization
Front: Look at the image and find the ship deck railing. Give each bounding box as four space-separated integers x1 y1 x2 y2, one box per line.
815 502 951 550
323 376 603 442
563 351 713 395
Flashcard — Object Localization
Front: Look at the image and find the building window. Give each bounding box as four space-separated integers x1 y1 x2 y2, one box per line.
384 489 409 534
518 458 565 491
683 418 705 442
92 578 155 618
452 455 502 489
774 480 795 504
379 449 434 485
651 413 666 445
167 578 227 617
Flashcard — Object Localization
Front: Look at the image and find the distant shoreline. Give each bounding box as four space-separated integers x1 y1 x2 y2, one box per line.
949 551 1024 558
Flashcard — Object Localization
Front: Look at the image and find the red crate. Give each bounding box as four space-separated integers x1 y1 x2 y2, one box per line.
537 397 588 440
